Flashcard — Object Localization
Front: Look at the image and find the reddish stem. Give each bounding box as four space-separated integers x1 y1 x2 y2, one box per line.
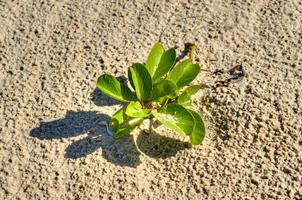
140 100 145 108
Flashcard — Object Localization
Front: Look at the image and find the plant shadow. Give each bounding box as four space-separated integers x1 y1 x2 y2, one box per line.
136 129 190 159
30 110 141 167
175 43 192 62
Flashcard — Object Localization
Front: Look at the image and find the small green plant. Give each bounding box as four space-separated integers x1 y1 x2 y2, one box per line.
96 42 205 145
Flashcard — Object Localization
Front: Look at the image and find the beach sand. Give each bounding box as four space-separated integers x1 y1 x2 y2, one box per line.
0 0 301 199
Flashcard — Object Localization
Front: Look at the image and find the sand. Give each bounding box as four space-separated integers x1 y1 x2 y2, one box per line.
0 0 301 199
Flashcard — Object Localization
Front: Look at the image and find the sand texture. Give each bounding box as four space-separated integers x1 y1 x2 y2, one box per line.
0 0 302 199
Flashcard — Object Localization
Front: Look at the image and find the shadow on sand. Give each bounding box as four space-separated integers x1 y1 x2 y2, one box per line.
137 129 190 159
30 111 190 167
30 110 141 167
30 87 190 167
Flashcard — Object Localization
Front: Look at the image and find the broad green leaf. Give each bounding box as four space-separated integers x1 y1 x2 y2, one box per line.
183 85 201 96
97 74 135 102
126 101 151 118
129 63 153 100
153 48 176 82
177 92 192 106
146 43 164 76
128 67 135 90
167 59 200 88
177 85 201 106
115 118 143 139
187 110 206 145
167 59 190 83
152 79 177 100
175 63 200 88
109 107 143 139
153 103 194 136
114 127 134 139
109 106 128 132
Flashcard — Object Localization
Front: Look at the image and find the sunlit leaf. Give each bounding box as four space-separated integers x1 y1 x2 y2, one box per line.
153 103 194 136
126 101 151 118
187 109 206 145
109 106 128 132
129 63 153 100
152 79 177 100
97 74 135 102
146 43 164 76
128 67 135 90
177 92 192 106
153 48 176 82
183 85 201 96
167 59 190 83
114 118 143 139
109 107 143 139
177 85 201 106
167 59 200 88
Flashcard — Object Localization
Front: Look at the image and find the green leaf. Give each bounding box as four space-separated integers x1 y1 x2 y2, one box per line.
114 128 134 139
183 85 201 96
177 85 201 106
128 67 135 90
187 110 206 145
109 106 128 132
146 43 164 76
129 63 153 100
109 107 143 139
153 103 194 136
152 79 177 100
126 101 151 118
167 59 190 83
153 48 176 82
177 93 192 106
97 74 135 102
115 118 143 139
167 59 200 88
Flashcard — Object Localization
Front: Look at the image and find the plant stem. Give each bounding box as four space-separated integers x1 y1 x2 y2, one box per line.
140 100 145 108
163 98 169 106
149 118 153 134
